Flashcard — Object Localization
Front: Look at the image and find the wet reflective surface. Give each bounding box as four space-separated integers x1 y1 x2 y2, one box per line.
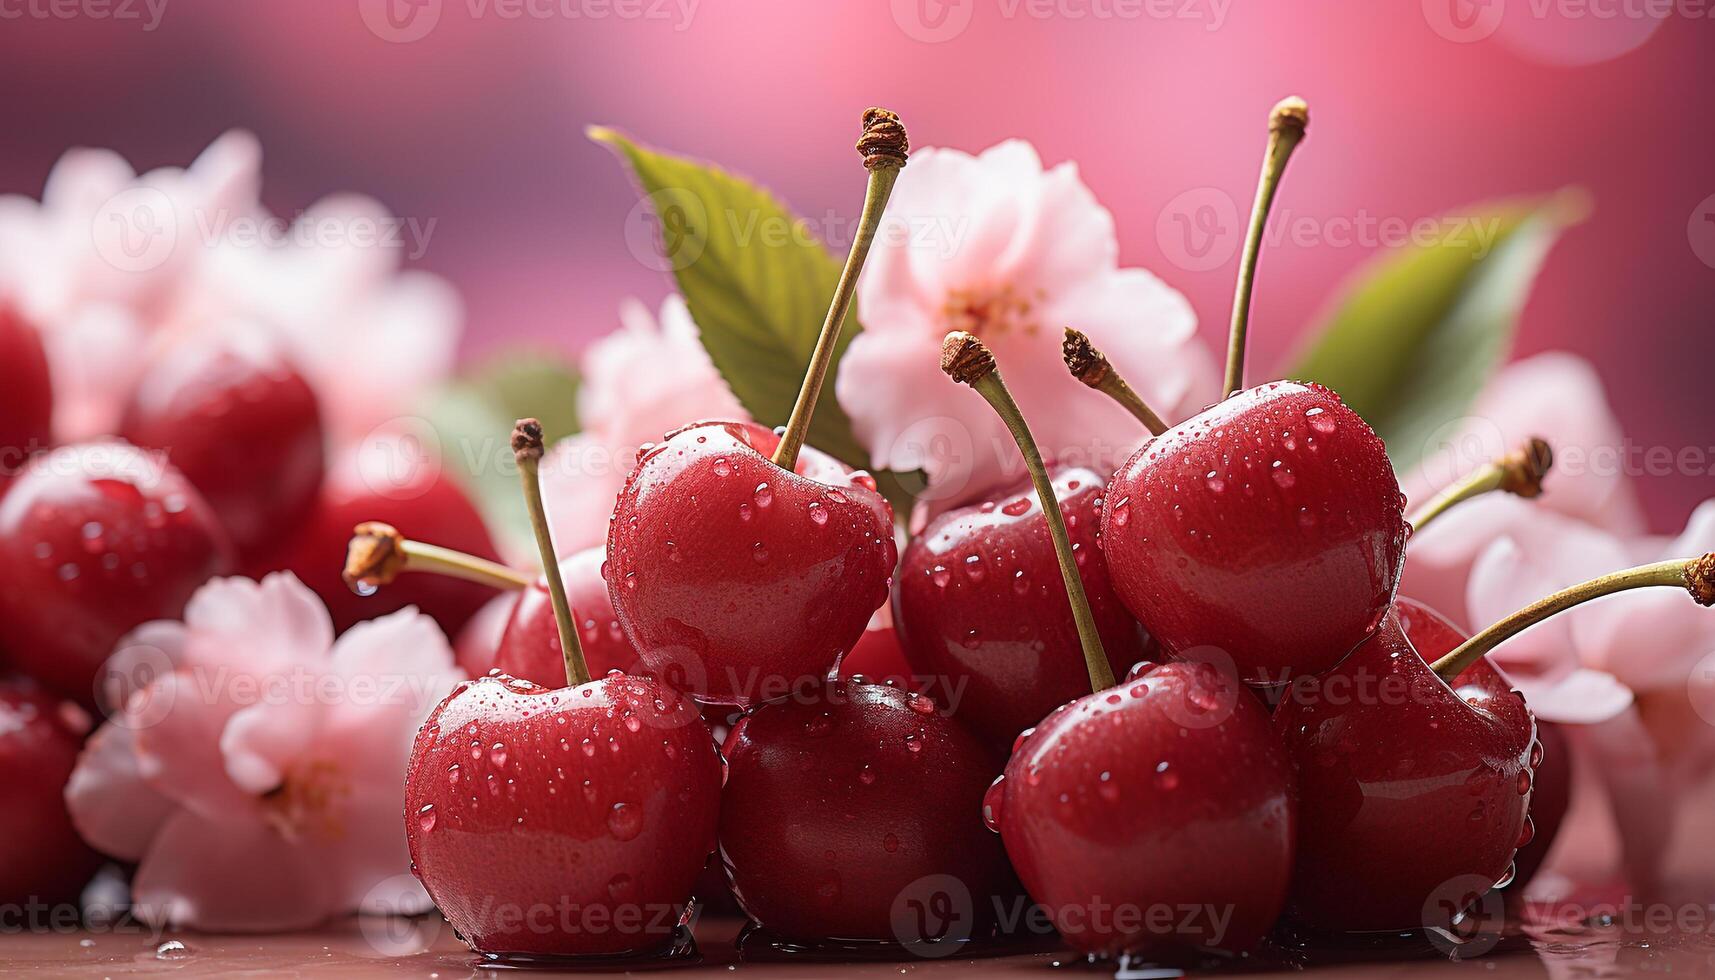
9 905 1715 978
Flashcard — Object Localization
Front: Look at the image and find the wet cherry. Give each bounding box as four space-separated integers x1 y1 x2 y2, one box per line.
718 679 1010 945
404 420 723 959
119 328 323 561
605 109 908 706
991 661 1295 957
0 677 101 904
0 303 53 484
1275 554 1715 933
1393 597 1572 894
1101 380 1407 686
405 671 721 958
893 464 1146 749
0 442 233 701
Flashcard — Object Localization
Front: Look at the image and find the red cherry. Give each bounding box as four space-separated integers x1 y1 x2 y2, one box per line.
718 679 1010 943
0 677 101 904
405 673 722 958
990 661 1295 958
894 464 1145 749
0 304 53 482
119 329 324 561
1392 596 1571 894
493 546 638 687
271 451 499 637
0 443 233 701
1101 381 1407 685
1273 606 1535 933
606 421 895 705
606 109 910 708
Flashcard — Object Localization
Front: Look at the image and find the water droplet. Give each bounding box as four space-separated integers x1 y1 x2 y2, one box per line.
982 777 1005 831
608 873 637 902
808 502 828 525
903 733 923 753
1001 498 1031 517
1011 569 1030 595
447 764 461 786
417 804 437 832
962 554 986 582
753 483 774 508
814 871 841 905
930 565 951 589
1110 498 1130 528
1495 863 1517 888
156 940 191 961
1517 770 1532 795
608 802 644 841
713 457 732 477
1154 761 1178 790
1097 771 1119 802
489 743 508 768
1530 740 1545 768
752 542 770 564
1517 815 1536 848
858 765 876 785
1271 461 1296 489
907 693 936 715
1204 472 1226 493
883 833 900 853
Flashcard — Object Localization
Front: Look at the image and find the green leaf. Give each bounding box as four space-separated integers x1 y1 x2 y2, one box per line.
589 126 920 514
419 349 581 552
1286 191 1587 474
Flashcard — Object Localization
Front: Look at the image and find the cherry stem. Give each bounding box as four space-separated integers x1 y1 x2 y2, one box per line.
343 521 530 593
772 108 909 471
1061 327 1168 436
1409 437 1553 535
1430 552 1715 683
942 331 1116 694
512 419 590 688
1222 96 1309 400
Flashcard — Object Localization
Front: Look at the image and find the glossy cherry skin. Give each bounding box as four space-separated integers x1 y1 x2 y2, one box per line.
1274 604 1536 933
119 330 324 561
1102 382 1407 685
606 421 895 706
492 547 640 687
1392 597 1569 893
718 679 1010 943
894 465 1145 750
0 443 234 701
989 662 1295 958
0 677 101 904
0 304 53 482
269 454 500 638
405 672 723 958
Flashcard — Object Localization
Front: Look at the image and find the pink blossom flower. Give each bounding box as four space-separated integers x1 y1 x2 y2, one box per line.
0 132 460 446
64 573 462 931
835 140 1218 507
1401 352 1646 627
538 295 748 554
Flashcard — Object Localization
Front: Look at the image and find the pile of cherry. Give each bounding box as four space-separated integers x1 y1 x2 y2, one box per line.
2 101 1712 969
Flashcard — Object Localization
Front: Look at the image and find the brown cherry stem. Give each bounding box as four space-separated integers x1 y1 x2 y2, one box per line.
343 522 530 594
513 419 590 688
1222 96 1309 400
772 107 909 471
942 331 1116 694
1061 327 1169 436
1430 553 1715 683
1409 437 1554 535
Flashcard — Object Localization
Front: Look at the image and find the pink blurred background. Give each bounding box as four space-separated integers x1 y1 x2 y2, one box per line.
2 0 1710 526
